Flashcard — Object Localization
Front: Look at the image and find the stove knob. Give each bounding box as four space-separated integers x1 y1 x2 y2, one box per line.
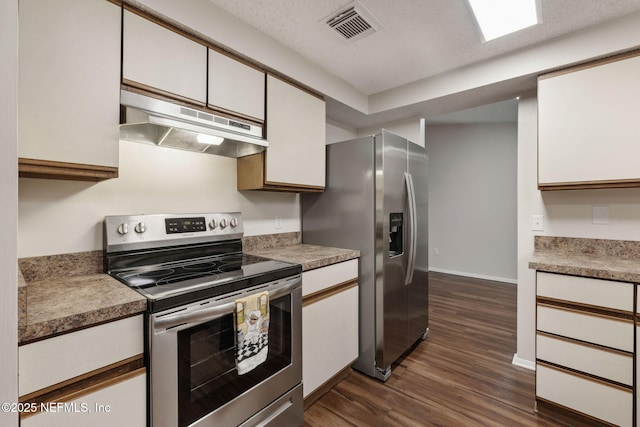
117 223 129 235
230 218 239 228
209 219 217 230
220 218 228 229
134 222 147 234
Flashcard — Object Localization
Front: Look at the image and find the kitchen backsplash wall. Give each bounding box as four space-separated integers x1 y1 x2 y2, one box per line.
18 140 300 258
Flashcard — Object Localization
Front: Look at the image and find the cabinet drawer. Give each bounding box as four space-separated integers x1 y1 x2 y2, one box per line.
302 259 358 297
537 305 633 352
536 333 632 385
536 272 633 312
537 364 632 427
19 315 143 396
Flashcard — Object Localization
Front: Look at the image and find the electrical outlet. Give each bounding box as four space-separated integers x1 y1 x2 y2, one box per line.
592 205 609 225
433 247 439 255
532 215 544 231
275 216 282 229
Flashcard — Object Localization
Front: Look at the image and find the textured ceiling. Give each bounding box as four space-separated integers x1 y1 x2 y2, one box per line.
206 0 640 95
205 0 640 126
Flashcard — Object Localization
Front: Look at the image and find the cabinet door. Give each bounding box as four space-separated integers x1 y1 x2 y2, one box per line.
302 286 358 398
21 371 146 427
123 10 207 104
208 49 265 121
18 0 120 168
538 52 640 189
265 75 326 188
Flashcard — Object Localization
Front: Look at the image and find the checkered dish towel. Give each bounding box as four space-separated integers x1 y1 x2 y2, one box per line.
235 291 269 375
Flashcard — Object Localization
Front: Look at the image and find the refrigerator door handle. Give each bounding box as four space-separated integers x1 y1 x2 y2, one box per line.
404 172 418 285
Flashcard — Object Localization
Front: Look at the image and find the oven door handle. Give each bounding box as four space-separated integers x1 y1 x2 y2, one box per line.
154 301 237 331
153 277 301 331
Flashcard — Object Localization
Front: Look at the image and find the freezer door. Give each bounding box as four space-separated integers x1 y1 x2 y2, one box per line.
407 142 429 343
376 130 411 372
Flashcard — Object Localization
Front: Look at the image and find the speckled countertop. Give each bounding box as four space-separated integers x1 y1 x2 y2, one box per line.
19 233 358 344
245 244 360 271
243 232 359 271
18 251 147 345
529 236 640 282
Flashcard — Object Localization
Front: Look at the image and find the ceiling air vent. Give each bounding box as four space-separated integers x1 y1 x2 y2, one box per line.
325 1 381 42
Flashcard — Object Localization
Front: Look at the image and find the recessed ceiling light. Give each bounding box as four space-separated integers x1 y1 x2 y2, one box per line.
467 0 540 42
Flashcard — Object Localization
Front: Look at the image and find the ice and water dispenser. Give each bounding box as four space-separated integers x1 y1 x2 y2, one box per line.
389 213 403 257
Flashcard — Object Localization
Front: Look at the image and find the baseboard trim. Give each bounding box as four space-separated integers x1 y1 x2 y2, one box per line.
512 353 536 371
426 267 517 285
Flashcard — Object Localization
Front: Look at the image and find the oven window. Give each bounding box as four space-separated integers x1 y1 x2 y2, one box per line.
177 295 292 427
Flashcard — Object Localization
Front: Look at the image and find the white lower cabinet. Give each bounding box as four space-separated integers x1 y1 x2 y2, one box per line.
535 272 635 426
20 371 146 427
19 315 146 426
302 260 358 399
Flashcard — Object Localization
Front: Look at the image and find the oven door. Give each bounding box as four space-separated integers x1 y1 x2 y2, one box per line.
149 275 302 427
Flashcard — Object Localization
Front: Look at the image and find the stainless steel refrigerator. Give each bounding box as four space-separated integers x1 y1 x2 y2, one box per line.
302 129 429 381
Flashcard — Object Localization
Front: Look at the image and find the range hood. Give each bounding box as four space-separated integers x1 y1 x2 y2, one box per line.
119 90 268 158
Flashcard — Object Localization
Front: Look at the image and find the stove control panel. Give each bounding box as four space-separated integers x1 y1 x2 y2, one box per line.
104 213 244 253
165 217 206 234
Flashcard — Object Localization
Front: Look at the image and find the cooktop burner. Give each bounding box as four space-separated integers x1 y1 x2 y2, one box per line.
115 254 245 289
110 253 299 310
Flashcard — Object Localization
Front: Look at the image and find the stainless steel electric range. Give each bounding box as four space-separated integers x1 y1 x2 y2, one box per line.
104 213 303 427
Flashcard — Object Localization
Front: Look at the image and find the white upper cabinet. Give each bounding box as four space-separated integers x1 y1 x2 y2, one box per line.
18 0 120 178
237 75 326 192
208 49 265 121
266 76 325 188
538 52 640 190
122 9 207 104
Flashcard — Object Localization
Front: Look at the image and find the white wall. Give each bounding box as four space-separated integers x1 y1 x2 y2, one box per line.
326 120 357 144
1 0 18 424
426 123 517 283
18 141 299 257
515 95 543 368
358 117 423 146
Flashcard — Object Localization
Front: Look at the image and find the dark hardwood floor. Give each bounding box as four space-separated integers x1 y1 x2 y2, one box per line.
303 272 567 426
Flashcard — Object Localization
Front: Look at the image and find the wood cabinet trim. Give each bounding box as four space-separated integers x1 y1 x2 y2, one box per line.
538 49 640 81
19 355 144 418
539 178 640 191
266 72 325 101
208 44 265 73
302 279 358 307
536 331 632 357
535 398 622 427
536 360 632 392
123 4 207 47
18 158 118 182
121 80 207 109
303 366 353 410
536 297 634 321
